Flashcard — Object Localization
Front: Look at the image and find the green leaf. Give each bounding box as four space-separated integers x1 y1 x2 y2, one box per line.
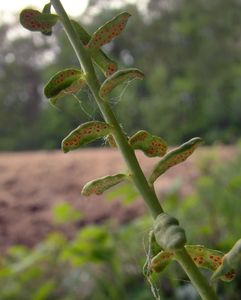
87 12 131 50
81 173 128 196
211 239 241 282
44 68 85 104
149 137 202 184
129 130 167 157
32 281 55 300
99 68 144 98
62 121 112 153
72 20 118 77
20 9 58 35
150 245 236 282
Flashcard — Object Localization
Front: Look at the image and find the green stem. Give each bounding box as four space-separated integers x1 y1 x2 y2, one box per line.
50 1 219 299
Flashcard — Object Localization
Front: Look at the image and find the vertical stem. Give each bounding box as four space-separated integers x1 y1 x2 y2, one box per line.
50 1 219 299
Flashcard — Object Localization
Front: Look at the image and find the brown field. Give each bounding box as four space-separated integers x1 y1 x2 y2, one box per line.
0 147 235 252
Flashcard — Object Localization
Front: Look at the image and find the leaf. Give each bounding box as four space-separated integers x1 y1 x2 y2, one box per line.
81 173 128 196
150 245 236 282
211 239 241 282
149 137 202 184
62 121 112 153
99 68 144 98
20 9 58 35
44 68 86 105
87 12 131 50
129 130 167 157
72 20 118 77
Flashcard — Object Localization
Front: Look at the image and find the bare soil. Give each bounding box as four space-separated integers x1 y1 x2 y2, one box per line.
0 147 235 252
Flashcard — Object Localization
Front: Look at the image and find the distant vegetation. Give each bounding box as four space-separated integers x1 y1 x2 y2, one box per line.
1 146 241 299
1 0 241 150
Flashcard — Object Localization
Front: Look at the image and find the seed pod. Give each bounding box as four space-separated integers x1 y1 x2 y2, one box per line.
44 68 86 104
72 20 118 77
149 137 202 184
129 130 167 157
153 213 186 251
20 9 58 35
62 121 112 153
87 12 131 51
211 239 241 282
99 68 144 99
81 173 127 196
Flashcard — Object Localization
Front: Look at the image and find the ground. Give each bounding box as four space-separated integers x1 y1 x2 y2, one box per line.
0 147 234 252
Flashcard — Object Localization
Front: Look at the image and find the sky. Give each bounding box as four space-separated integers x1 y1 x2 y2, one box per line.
0 0 142 19
0 0 89 22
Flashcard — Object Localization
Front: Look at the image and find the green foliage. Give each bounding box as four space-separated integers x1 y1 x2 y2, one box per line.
106 182 139 205
52 202 82 224
0 148 241 299
2 0 241 150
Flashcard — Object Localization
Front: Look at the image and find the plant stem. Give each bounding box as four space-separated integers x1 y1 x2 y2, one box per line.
50 1 219 299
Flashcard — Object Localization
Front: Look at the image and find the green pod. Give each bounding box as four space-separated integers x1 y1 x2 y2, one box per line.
149 137 202 184
81 173 127 196
99 68 144 99
20 9 58 34
153 213 186 251
44 69 86 105
129 130 167 157
72 20 118 77
87 12 131 50
62 121 112 153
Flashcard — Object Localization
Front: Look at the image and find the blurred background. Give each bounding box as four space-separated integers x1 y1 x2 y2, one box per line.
0 0 241 299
